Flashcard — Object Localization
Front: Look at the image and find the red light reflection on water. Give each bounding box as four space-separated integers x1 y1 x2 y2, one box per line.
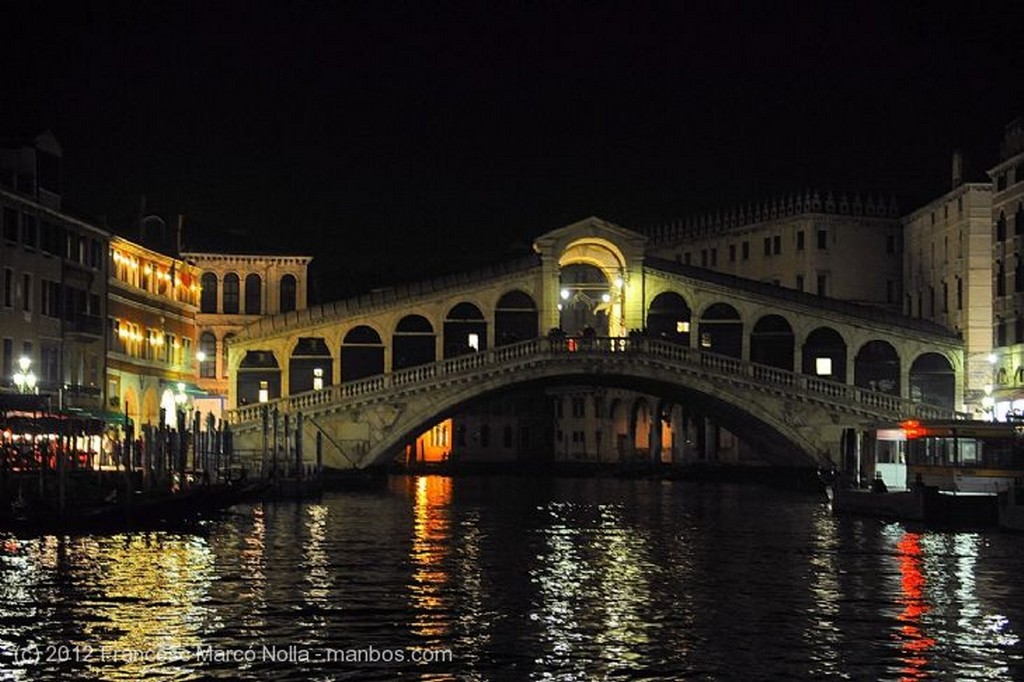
895 532 936 680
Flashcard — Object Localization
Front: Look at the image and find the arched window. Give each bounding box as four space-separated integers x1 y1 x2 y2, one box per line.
244 273 262 315
200 272 218 313
280 274 297 313
998 211 1007 242
998 261 1006 297
199 332 216 378
223 273 240 314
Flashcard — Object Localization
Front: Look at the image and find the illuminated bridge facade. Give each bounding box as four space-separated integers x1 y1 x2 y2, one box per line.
224 217 964 469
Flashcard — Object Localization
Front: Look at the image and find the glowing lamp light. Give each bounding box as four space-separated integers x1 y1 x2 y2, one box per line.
258 380 269 403
196 350 207 364
677 321 690 333
601 293 611 303
700 333 712 348
467 333 480 351
815 357 832 376
313 367 324 391
988 353 998 364
560 288 570 300
614 277 624 288
900 419 927 440
12 356 37 394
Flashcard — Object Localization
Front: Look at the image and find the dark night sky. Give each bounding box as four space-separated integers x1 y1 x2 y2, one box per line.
5 2 1024 300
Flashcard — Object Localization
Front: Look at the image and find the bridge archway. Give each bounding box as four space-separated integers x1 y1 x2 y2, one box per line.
802 326 847 382
854 340 900 395
289 337 332 394
558 238 627 336
495 290 538 345
237 350 281 405
698 303 743 358
631 397 652 456
393 315 436 370
341 325 384 382
750 314 795 370
909 352 955 409
647 291 692 345
444 302 487 358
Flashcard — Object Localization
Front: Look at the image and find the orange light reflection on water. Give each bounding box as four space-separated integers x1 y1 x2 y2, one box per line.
409 475 452 639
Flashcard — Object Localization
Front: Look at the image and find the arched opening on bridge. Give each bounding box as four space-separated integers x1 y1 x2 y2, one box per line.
495 290 538 346
646 291 692 345
558 238 626 336
444 302 487 358
749 315 795 370
802 326 847 382
697 303 743 358
236 350 281 405
655 399 676 463
854 340 900 395
631 398 652 459
341 326 384 382
909 352 955 409
289 337 333 394
558 263 611 336
393 314 436 370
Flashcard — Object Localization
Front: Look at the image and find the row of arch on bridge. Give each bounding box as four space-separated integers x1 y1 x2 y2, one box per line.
235 289 956 408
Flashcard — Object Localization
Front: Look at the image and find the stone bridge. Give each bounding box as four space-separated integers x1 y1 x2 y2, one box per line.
227 336 957 469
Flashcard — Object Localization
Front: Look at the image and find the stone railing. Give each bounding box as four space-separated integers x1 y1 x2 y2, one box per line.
228 336 957 426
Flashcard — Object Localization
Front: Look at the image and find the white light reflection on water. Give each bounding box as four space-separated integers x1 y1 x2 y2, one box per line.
528 500 656 680
803 507 844 677
300 504 332 640
239 504 268 636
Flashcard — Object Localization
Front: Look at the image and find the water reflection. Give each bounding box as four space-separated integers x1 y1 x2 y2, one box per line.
895 531 934 680
409 476 452 640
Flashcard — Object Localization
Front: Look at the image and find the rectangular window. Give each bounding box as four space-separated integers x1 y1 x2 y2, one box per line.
763 237 771 256
796 274 804 292
2 268 11 307
742 242 749 260
773 235 781 255
887 280 895 304
816 273 827 296
684 252 691 265
1 338 11 380
700 250 707 267
728 244 736 262
796 231 804 251
710 248 717 266
817 229 827 249
22 215 37 249
21 274 31 312
2 207 17 242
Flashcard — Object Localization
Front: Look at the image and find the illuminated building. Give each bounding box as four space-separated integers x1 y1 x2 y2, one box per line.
179 251 312 419
0 131 107 415
902 154 993 416
988 117 1024 417
107 218 201 428
647 192 903 310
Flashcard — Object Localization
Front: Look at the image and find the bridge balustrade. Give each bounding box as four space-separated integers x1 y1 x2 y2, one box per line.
229 336 956 426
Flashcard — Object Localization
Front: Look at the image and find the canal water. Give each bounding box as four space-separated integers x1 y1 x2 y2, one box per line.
1 475 1023 680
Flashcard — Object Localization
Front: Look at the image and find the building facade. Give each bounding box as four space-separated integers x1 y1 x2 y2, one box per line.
107 230 200 428
988 117 1024 417
902 156 993 416
0 132 108 415
180 252 312 418
647 193 903 310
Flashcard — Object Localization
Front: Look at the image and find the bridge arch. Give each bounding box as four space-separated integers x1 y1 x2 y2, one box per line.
236 350 281 405
909 352 955 409
444 301 487 358
750 314 795 370
341 325 385 382
647 291 693 345
697 302 743 358
801 326 847 381
558 238 628 336
494 290 538 345
854 340 900 394
288 337 333 394
393 314 436 370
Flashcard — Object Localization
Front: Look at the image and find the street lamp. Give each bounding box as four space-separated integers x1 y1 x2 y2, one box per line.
12 356 37 393
313 367 324 391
